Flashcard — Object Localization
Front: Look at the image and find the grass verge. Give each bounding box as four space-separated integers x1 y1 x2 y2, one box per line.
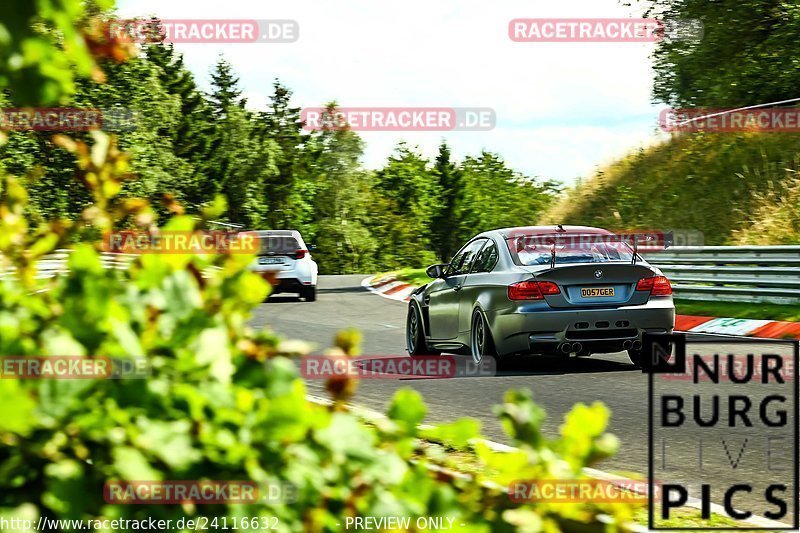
378 267 429 287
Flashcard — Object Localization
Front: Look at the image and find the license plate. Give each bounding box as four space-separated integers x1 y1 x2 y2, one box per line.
581 287 614 297
259 257 284 265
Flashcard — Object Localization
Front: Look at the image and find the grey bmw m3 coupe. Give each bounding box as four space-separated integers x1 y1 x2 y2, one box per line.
406 225 675 367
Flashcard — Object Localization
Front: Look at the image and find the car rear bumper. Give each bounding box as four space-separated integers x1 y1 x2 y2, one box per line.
252 272 314 293
249 261 317 287
486 298 675 356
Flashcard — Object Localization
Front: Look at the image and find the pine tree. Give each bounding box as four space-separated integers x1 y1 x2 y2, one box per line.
146 44 215 158
209 55 245 117
145 43 219 207
430 141 464 262
260 80 310 228
370 143 440 268
310 103 376 273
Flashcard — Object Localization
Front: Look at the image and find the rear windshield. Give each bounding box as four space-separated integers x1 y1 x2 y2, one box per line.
257 236 300 255
506 235 634 266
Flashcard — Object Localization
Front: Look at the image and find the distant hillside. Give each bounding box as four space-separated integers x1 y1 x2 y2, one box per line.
540 132 800 245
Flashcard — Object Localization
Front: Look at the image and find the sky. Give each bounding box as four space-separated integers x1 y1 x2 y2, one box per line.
116 0 669 184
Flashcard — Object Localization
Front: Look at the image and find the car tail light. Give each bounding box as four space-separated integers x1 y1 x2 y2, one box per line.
538 281 561 295
294 249 308 260
652 276 672 296
508 280 561 300
636 275 672 296
509 281 541 300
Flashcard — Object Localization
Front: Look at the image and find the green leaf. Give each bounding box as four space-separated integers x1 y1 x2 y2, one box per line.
112 447 161 481
0 380 36 435
42 460 89 517
134 419 202 471
420 418 481 450
387 388 427 433
315 413 376 461
194 325 233 383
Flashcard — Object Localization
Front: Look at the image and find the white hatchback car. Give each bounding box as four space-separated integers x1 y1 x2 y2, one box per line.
249 230 318 301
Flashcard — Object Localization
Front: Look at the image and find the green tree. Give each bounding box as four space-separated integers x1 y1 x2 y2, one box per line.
145 43 218 207
370 143 440 269
259 80 312 229
0 53 193 222
646 0 800 108
205 58 277 226
208 55 245 116
458 151 558 243
215 107 279 227
430 141 464 262
309 103 376 273
79 57 193 210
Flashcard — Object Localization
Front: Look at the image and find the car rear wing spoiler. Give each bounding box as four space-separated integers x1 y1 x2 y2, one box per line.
502 231 674 268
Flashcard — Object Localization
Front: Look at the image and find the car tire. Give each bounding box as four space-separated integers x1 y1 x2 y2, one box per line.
470 310 498 365
407 304 440 357
302 285 317 302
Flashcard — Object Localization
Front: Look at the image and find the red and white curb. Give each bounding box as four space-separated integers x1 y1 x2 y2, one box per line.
675 315 800 339
362 275 414 302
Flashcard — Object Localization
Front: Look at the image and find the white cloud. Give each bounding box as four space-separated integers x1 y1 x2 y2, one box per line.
116 0 666 183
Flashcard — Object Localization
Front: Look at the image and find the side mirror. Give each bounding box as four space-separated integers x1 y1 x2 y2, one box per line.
425 264 448 279
308 244 317 251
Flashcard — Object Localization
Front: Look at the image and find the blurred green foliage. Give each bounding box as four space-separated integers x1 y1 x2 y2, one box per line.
0 0 132 105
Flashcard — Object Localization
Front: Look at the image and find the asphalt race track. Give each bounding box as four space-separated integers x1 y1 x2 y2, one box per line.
251 275 797 521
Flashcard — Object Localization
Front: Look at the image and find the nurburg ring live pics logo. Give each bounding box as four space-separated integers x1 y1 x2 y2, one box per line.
644 333 799 530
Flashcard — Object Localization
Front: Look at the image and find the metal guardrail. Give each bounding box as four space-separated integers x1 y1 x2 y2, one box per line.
0 249 218 280
0 250 135 280
642 246 800 305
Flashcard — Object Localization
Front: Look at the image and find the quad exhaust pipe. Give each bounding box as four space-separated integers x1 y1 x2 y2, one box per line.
559 342 583 354
559 340 640 354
